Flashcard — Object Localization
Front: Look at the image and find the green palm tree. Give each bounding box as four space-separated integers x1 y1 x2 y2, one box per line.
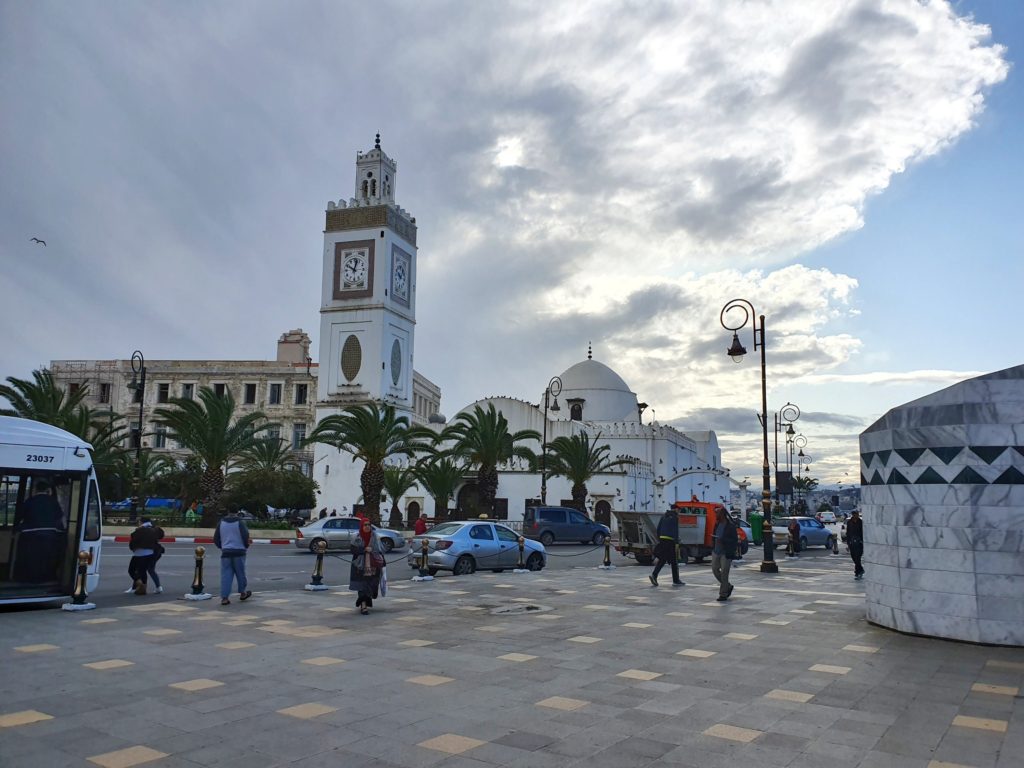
234 437 297 474
412 455 466 521
106 448 175 504
442 403 539 517
306 402 432 524
153 387 273 521
382 465 418 528
0 369 89 428
546 432 632 512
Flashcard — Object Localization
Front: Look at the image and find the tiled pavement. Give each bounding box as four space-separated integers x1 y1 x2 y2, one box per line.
2 553 1022 767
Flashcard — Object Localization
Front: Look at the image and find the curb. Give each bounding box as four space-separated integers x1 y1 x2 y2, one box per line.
103 536 294 545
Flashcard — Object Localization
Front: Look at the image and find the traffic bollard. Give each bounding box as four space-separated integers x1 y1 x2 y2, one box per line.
304 540 329 591
184 546 213 601
412 538 434 581
62 550 96 611
603 538 612 567
517 536 526 570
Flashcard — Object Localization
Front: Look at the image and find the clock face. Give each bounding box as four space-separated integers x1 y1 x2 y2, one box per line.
393 260 408 297
343 252 367 288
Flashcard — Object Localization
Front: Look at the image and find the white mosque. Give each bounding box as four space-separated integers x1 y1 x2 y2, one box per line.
312 139 731 527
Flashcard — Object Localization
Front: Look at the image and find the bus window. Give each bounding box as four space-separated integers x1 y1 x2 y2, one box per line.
84 481 101 542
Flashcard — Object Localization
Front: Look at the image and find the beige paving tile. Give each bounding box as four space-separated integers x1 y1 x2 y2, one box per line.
567 635 602 644
534 614 561 620
511 597 534 602
190 614 223 621
14 644 59 653
418 733 486 754
87 745 168 767
666 611 694 617
843 644 879 653
677 649 716 658
143 628 182 636
446 590 470 595
82 618 118 625
625 596 650 602
84 659 134 670
971 683 1019 696
760 619 791 626
169 678 224 692
398 639 435 647
222 619 256 627
704 723 763 743
928 761 976 768
0 710 54 728
809 664 851 675
790 609 816 614
493 584 515 589
985 659 1024 671
302 657 346 666
617 669 662 681
261 619 295 626
498 653 537 662
456 606 485 612
622 622 652 628
584 604 610 610
725 633 758 641
555 589 577 594
396 615 428 622
406 674 454 686
475 625 507 633
277 702 338 719
765 689 814 703
536 695 589 711
951 715 1007 733
216 641 255 650
391 597 416 603
593 583 612 588
263 598 292 604
702 601 728 607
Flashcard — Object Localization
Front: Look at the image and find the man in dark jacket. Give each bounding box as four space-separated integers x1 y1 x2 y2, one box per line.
846 510 865 580
650 508 684 587
128 518 163 595
712 509 739 601
787 518 801 557
214 509 252 605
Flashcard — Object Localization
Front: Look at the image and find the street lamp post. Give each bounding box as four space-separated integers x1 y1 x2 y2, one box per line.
128 350 147 523
540 376 562 505
773 402 799 512
792 434 807 511
720 298 777 573
797 451 812 513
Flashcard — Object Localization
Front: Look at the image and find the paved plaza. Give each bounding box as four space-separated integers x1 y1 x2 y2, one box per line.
2 551 1022 768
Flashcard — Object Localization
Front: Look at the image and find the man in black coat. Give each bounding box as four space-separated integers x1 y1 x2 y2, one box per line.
846 510 865 580
650 508 684 587
712 509 739 601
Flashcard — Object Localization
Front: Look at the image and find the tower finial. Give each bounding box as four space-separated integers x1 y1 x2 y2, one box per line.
588 342 592 360
375 132 381 149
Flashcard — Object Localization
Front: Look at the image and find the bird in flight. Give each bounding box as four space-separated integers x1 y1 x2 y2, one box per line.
30 237 46 246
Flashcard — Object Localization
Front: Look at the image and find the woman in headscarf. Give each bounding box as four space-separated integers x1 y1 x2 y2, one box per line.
349 517 383 615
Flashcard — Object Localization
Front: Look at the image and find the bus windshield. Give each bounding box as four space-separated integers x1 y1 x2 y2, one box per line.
0 470 89 600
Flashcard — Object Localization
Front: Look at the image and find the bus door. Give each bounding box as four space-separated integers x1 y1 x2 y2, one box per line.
0 470 87 599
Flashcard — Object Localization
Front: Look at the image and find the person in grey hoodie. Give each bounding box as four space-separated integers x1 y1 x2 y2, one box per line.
214 508 252 605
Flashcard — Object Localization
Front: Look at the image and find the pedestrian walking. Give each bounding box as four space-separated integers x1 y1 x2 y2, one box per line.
127 517 163 595
185 500 200 525
214 508 252 605
414 513 429 536
787 518 800 558
649 508 684 587
349 518 384 614
846 509 865 580
712 509 739 601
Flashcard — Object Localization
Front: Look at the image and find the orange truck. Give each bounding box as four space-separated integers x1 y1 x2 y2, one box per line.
613 500 731 564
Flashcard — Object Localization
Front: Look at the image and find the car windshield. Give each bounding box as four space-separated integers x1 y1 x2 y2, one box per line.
425 522 464 537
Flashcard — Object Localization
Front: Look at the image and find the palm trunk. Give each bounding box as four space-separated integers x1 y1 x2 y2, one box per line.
199 466 225 526
571 483 587 512
361 463 385 524
478 465 498 516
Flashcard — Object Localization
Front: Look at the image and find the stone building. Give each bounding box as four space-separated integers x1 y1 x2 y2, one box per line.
49 329 442 477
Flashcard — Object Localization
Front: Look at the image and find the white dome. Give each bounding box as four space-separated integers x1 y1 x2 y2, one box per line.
550 359 640 422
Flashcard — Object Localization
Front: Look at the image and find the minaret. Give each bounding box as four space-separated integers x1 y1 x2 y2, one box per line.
316 135 418 412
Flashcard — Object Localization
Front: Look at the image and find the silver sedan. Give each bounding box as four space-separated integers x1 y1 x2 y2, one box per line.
294 517 406 553
406 521 546 576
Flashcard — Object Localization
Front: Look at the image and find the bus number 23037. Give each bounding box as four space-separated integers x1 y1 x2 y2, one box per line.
26 454 56 463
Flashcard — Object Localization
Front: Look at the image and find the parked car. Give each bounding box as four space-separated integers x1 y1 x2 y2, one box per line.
294 517 406 553
736 519 752 556
407 521 546 575
816 510 837 524
523 506 610 546
772 516 837 550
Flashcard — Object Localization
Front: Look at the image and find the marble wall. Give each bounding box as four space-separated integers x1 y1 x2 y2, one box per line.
859 364 1024 646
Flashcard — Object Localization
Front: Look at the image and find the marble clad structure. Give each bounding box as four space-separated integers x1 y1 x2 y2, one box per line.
859 364 1024 646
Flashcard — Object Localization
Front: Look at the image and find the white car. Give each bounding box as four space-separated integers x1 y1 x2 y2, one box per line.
817 511 837 524
294 517 406 553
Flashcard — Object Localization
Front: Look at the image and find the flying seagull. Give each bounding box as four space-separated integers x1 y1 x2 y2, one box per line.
30 237 46 246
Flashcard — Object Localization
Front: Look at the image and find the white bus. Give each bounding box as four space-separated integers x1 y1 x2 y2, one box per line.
0 416 102 604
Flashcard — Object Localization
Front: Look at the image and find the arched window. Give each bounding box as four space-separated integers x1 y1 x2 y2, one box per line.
570 403 583 420
361 180 369 198
371 179 377 196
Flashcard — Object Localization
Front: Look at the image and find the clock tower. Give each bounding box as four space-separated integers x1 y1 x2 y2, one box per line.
316 134 417 415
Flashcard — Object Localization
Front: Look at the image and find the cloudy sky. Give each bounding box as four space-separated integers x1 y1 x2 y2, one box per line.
1 0 1018 486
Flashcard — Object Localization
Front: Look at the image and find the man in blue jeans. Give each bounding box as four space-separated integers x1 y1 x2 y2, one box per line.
214 508 252 605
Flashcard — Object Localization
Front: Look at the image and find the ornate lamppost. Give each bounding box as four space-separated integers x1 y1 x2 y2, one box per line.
720 299 777 573
791 434 807 511
773 402 799 511
797 451 812 514
127 350 146 522
540 376 562 505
